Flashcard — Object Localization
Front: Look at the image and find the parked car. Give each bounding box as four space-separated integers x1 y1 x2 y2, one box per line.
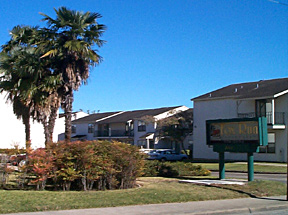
139 149 154 154
147 149 188 161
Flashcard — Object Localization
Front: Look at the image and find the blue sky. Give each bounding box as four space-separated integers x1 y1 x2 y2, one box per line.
0 0 287 112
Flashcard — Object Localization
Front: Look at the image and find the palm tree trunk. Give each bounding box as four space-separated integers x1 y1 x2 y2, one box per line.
22 115 31 150
48 106 58 143
42 117 50 147
64 89 73 142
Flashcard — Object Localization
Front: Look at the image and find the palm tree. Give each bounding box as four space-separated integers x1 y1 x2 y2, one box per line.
39 7 106 141
0 48 33 149
1 25 62 147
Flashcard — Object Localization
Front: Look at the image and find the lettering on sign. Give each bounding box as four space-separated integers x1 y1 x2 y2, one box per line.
210 121 259 142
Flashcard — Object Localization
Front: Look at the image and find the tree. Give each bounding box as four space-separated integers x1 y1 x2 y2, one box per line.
0 45 34 149
39 7 106 142
141 109 193 154
156 109 193 154
0 25 62 147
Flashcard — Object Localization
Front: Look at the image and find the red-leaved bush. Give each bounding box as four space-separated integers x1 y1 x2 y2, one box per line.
26 140 145 191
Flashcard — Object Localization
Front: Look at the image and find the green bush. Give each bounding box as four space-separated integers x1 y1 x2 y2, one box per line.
158 163 179 177
142 160 159 177
143 160 210 177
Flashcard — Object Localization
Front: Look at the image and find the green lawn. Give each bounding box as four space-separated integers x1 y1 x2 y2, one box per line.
0 177 286 214
195 162 287 173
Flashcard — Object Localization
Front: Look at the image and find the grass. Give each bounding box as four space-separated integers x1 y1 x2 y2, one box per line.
0 177 286 214
195 162 287 173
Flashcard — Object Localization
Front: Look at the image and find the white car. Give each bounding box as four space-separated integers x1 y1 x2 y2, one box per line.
147 149 188 161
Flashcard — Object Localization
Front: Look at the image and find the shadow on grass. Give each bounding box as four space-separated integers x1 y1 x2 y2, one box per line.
175 176 287 202
206 183 287 202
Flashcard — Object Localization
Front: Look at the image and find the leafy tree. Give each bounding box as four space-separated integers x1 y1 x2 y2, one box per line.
39 7 106 141
141 109 193 154
156 109 193 154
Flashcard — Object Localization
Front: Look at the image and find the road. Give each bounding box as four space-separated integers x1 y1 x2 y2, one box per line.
226 208 288 215
211 171 287 183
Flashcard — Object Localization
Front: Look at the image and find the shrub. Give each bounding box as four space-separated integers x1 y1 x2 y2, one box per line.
27 148 53 190
143 160 210 177
26 140 145 191
142 160 159 177
158 163 179 177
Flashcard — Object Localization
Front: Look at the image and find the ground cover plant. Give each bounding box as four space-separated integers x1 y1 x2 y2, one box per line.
0 177 285 214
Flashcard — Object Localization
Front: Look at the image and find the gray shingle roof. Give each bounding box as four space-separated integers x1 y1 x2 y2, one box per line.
72 112 120 124
192 78 288 101
97 106 182 124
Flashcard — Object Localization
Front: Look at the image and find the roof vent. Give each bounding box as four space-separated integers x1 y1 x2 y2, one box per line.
209 93 212 97
234 88 238 93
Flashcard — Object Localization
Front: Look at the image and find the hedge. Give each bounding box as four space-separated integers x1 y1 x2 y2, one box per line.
143 160 211 177
1 140 145 191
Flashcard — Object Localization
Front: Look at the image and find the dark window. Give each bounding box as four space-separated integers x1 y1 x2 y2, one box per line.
138 121 146 132
88 124 94 133
72 125 76 133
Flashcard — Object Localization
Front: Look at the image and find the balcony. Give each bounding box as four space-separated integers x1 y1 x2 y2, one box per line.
238 112 285 126
95 129 134 138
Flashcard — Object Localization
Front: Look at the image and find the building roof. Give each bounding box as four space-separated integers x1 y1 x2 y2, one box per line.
97 106 182 124
192 78 288 101
72 111 120 124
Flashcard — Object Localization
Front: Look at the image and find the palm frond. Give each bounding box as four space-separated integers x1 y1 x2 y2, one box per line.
40 49 59 58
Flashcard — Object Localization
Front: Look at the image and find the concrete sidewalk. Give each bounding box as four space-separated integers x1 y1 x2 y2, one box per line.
3 196 288 215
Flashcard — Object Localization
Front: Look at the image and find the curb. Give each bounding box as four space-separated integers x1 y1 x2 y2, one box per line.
187 204 288 215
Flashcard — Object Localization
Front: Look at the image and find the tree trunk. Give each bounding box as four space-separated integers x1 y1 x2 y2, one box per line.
82 171 87 191
64 89 73 142
22 115 31 150
180 141 188 155
42 117 50 147
48 106 58 143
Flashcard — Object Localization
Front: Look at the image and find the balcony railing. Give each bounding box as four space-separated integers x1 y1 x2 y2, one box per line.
95 129 134 137
237 112 285 125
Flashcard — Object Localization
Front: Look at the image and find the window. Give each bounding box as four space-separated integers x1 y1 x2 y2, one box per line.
138 121 146 132
137 140 146 146
98 124 109 137
88 124 94 133
72 125 76 133
259 133 275 153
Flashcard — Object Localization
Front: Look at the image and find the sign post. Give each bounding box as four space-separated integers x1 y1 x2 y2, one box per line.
219 152 225 180
206 117 268 181
248 152 254 181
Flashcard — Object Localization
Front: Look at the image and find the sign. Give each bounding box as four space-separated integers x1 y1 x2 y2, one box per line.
209 121 259 143
206 117 268 153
